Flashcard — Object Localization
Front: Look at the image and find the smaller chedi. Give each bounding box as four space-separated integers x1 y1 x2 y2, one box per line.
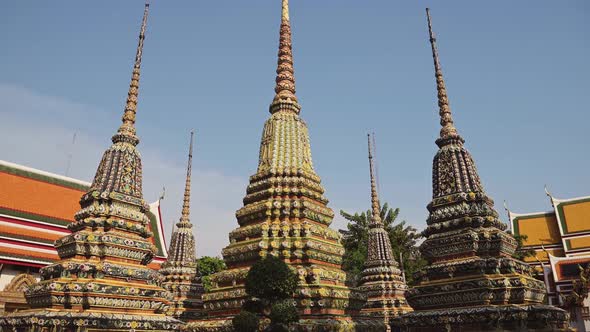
0 3 180 331
160 131 205 321
356 134 412 329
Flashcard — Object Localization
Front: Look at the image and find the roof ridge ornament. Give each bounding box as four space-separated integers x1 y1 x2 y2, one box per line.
544 184 553 198
426 8 463 147
503 200 514 232
270 0 301 114
113 1 150 145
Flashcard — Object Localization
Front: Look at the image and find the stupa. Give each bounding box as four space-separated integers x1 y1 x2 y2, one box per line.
160 131 205 321
0 3 181 331
357 134 411 329
190 0 362 330
395 9 569 331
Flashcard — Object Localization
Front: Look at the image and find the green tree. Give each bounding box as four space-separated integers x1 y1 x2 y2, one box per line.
340 202 425 285
197 256 226 292
232 311 259 332
511 234 536 261
234 255 299 331
245 256 298 302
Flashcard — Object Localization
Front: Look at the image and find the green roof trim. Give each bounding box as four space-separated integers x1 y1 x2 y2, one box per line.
0 233 55 245
0 251 53 264
512 212 555 237
0 163 90 192
0 207 71 227
512 218 520 236
563 239 590 251
556 197 590 235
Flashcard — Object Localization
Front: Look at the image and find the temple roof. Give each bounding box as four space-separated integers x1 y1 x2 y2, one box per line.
508 190 590 262
548 254 590 283
548 193 590 237
0 159 168 268
508 210 561 246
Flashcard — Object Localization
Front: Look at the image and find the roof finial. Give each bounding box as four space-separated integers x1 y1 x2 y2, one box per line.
159 186 166 201
179 131 194 226
503 200 513 231
426 8 461 144
368 133 382 225
544 184 552 198
270 0 301 114
113 2 150 145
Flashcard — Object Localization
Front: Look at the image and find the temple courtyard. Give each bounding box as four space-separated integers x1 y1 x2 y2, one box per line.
0 1 587 331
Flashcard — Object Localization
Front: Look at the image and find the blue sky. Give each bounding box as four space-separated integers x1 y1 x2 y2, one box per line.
0 1 588 257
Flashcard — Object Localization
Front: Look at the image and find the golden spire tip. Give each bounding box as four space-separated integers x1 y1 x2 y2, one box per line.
282 0 290 22
270 0 300 114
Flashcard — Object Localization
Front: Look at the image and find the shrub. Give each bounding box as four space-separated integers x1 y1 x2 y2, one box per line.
242 298 265 314
245 256 298 302
232 311 259 332
269 299 299 325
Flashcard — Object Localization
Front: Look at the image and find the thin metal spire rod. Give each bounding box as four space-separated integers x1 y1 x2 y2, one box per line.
371 132 381 198
367 133 382 224
179 130 194 225
65 132 77 177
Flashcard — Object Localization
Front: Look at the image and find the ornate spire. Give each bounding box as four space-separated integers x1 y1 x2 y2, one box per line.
270 0 301 114
358 135 411 322
365 134 393 263
166 131 197 263
367 134 382 225
160 131 204 320
0 4 184 331
113 2 150 145
179 130 194 227
426 8 462 146
399 10 569 331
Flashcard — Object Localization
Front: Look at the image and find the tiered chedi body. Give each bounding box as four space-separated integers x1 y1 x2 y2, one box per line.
398 9 568 331
0 4 180 332
358 135 411 324
160 132 205 321
201 0 361 325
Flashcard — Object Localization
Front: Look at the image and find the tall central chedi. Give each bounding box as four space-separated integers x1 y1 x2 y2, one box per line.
194 0 361 330
397 9 568 331
0 3 180 332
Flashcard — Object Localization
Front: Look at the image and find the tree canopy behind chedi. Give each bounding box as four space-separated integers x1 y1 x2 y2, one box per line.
340 202 426 285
